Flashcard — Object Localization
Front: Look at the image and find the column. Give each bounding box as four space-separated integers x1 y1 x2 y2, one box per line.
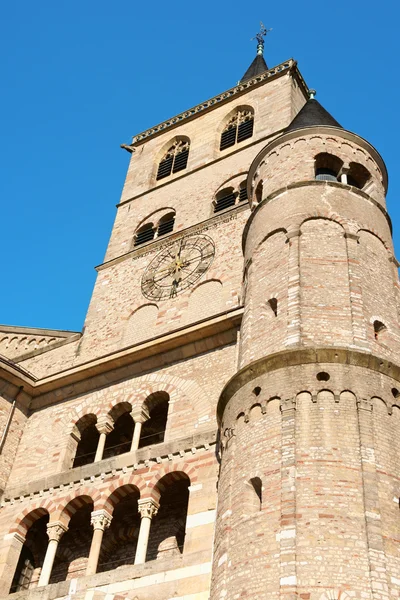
130 407 149 452
86 509 112 576
345 232 367 348
357 398 390 600
38 522 68 587
134 499 159 565
94 417 113 462
286 230 301 346
279 397 297 600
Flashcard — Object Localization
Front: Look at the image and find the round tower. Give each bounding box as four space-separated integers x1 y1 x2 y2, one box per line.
211 95 400 600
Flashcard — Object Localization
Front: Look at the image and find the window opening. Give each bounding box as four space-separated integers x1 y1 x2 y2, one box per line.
214 189 236 213
103 412 134 460
315 153 343 182
139 392 169 448
156 140 190 180
347 162 370 189
220 110 254 150
373 320 387 340
253 386 261 397
147 475 190 561
392 388 400 399
157 213 175 237
10 514 49 593
316 371 330 381
267 298 278 316
73 416 99 468
134 223 155 247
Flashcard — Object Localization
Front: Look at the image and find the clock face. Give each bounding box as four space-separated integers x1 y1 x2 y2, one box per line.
141 234 215 300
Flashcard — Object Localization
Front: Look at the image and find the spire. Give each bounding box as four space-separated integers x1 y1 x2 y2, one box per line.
286 89 342 132
240 22 271 83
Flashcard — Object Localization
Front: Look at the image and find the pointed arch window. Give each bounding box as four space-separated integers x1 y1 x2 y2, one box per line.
156 140 190 180
220 109 254 151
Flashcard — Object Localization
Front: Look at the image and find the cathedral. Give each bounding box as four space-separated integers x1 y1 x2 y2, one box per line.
0 30 399 600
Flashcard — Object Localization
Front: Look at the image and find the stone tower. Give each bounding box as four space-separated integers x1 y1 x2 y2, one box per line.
211 94 400 599
0 38 399 600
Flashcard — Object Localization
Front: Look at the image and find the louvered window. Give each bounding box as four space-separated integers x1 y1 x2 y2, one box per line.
214 191 236 213
156 140 190 180
134 224 155 246
157 214 175 237
239 185 248 202
220 110 254 151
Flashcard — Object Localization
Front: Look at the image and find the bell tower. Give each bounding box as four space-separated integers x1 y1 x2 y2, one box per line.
211 91 400 600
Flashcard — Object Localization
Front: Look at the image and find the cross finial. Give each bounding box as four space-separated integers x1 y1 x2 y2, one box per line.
251 22 272 56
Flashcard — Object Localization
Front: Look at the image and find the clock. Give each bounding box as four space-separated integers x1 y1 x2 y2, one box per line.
141 234 215 300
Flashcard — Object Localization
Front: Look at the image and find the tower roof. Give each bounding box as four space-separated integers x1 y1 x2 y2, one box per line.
240 54 269 82
286 97 342 132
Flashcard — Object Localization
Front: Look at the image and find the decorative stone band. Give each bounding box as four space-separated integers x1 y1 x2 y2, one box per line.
90 509 112 531
217 347 400 423
137 498 159 519
46 521 68 542
128 59 302 146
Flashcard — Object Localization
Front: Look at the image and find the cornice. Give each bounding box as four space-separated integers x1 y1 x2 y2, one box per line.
217 347 400 422
0 307 243 401
124 59 306 147
2 430 217 504
242 179 393 253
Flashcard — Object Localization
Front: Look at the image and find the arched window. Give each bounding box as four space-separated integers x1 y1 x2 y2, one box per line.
156 139 190 180
134 223 155 247
50 497 93 583
214 187 236 213
373 320 387 340
147 473 190 561
10 513 49 593
220 109 254 150
103 404 134 460
139 392 169 448
98 485 140 572
72 415 99 468
157 212 175 237
242 477 262 516
347 162 371 189
315 153 343 181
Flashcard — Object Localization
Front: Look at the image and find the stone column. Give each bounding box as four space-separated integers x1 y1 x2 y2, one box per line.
94 417 113 462
286 230 301 346
130 407 150 452
86 510 112 576
134 499 159 565
345 232 368 349
279 397 297 599
357 398 390 600
38 522 68 587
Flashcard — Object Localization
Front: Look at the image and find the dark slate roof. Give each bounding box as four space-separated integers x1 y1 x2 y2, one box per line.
286 98 342 132
240 54 268 82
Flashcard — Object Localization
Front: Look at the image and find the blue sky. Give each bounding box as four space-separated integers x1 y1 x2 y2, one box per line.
1 0 399 332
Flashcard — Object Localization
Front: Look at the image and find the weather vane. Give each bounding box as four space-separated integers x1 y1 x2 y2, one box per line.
251 22 272 56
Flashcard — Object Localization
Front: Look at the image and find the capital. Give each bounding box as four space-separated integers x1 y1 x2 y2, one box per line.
96 416 114 435
131 406 150 424
90 509 112 531
137 498 159 519
280 398 296 413
357 397 373 412
47 521 68 542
